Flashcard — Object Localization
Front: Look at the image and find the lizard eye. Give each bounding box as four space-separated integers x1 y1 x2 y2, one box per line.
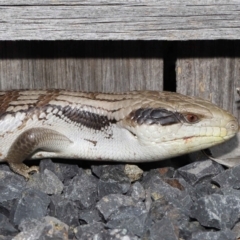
184 114 199 123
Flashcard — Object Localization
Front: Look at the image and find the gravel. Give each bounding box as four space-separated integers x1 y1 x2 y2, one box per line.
0 157 239 240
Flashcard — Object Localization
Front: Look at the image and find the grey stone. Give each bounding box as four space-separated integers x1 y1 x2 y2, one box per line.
176 160 224 186
0 236 13 240
180 221 205 240
141 169 193 213
144 198 197 239
128 181 145 202
190 229 237 240
74 222 106 240
39 159 81 182
27 169 64 195
172 177 195 197
0 206 9 219
96 194 135 220
97 228 140 240
0 213 18 236
91 164 125 178
79 208 102 224
106 206 148 237
13 216 69 240
144 189 152 212
74 222 140 240
212 164 240 189
143 216 178 240
144 198 171 228
232 221 240 238
221 187 240 198
49 195 79 227
0 164 12 173
169 208 205 240
18 218 39 232
98 167 131 199
63 172 98 209
0 170 26 203
141 170 180 200
176 176 221 205
190 194 240 229
91 165 108 178
192 179 222 201
9 188 50 226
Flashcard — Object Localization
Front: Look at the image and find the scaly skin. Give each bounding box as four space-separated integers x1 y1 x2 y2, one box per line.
0 90 237 179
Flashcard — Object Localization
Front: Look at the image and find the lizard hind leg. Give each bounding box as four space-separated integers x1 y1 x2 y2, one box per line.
5 128 73 180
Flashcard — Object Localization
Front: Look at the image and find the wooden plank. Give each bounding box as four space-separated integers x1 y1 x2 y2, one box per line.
0 41 163 92
2 0 240 4
176 41 240 118
0 1 240 40
176 41 240 160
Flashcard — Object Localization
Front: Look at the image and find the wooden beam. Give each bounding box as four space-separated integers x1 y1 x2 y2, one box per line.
0 41 163 92
176 41 240 118
1 1 240 40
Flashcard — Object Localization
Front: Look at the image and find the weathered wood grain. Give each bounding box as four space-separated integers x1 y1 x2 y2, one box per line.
176 41 240 119
0 1 240 40
3 0 240 4
0 41 163 92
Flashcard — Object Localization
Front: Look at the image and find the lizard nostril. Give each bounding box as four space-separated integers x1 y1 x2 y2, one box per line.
226 119 239 134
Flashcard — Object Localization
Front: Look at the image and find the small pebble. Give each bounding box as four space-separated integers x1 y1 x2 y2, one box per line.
124 164 143 182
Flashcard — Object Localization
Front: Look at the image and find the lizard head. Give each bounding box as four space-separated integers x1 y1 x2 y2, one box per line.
123 91 238 160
